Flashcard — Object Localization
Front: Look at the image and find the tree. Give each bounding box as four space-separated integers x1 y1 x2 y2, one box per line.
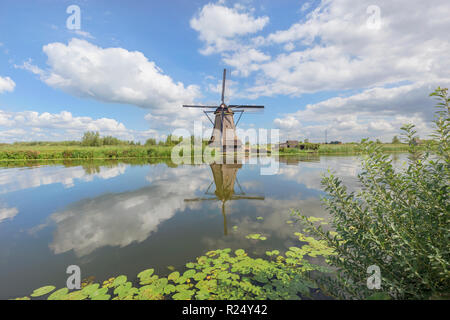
391 135 400 144
102 136 120 145
145 138 157 146
298 87 450 300
81 131 101 146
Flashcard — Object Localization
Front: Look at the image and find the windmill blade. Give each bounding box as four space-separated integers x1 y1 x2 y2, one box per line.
221 69 226 104
183 105 218 108
184 197 219 202
220 108 225 135
230 195 265 200
228 105 264 109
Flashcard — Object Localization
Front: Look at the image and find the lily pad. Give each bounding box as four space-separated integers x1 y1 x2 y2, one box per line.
48 288 69 300
168 271 180 282
91 294 111 300
183 269 196 279
137 268 154 279
30 285 56 297
90 287 108 298
64 290 87 300
173 290 194 300
81 283 100 296
246 233 267 241
113 275 127 287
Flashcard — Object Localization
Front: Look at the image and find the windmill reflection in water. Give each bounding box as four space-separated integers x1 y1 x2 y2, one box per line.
184 161 264 235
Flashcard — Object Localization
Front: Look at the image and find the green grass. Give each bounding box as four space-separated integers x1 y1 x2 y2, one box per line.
0 145 174 161
0 143 414 161
276 143 411 155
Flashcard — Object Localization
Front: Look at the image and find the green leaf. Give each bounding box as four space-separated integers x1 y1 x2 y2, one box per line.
193 272 206 281
47 288 69 300
64 290 87 300
168 271 180 282
367 292 391 300
163 284 176 294
30 285 56 297
81 283 99 296
137 268 154 279
113 275 127 287
91 294 111 300
90 287 108 298
183 269 196 279
173 290 194 300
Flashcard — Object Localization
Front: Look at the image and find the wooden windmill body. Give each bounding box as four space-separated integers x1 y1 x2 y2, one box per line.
183 69 264 151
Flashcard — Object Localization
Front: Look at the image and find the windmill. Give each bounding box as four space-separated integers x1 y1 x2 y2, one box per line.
183 69 264 150
184 162 264 235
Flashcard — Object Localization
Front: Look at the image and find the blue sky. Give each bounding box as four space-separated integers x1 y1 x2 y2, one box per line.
0 0 449 143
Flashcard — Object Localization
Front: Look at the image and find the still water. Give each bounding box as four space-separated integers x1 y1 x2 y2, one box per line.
0 154 408 299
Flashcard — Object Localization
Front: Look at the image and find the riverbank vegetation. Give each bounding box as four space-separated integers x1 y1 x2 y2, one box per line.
297 87 449 300
0 118 424 161
0 142 414 161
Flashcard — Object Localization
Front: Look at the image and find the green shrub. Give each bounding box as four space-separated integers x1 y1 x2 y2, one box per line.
81 131 101 146
145 138 157 146
297 87 449 300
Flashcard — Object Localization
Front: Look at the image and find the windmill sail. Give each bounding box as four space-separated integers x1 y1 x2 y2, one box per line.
182 68 264 151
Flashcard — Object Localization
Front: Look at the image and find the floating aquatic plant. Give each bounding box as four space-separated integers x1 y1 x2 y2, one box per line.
21 231 333 301
246 233 267 240
30 285 55 297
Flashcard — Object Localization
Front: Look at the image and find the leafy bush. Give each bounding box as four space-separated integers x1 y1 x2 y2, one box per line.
145 138 157 146
297 87 449 300
391 135 400 144
102 136 121 145
81 131 101 146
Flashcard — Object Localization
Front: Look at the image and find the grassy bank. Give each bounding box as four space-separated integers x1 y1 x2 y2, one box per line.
0 145 174 161
276 143 411 155
0 143 414 161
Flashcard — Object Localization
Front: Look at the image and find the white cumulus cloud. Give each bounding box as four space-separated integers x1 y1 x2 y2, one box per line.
0 76 15 93
274 82 442 142
0 109 162 142
17 38 204 131
190 3 269 55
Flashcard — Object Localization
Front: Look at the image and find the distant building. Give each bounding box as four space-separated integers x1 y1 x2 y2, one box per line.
278 140 299 149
